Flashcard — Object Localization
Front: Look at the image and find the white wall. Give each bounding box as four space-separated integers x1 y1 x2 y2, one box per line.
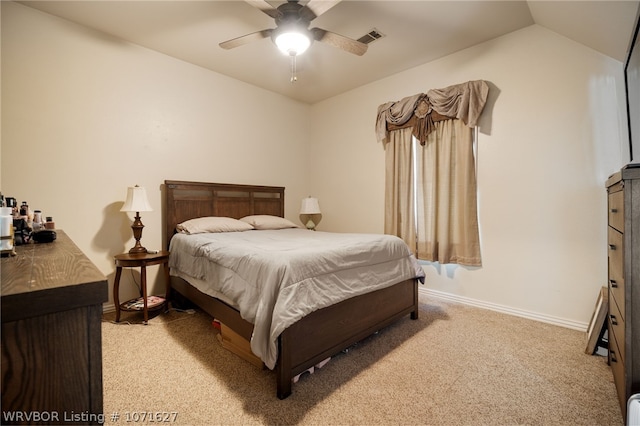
309 25 629 328
2 2 631 329
1 2 311 304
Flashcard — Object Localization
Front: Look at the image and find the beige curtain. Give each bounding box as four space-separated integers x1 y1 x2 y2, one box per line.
384 127 416 251
415 119 481 266
380 80 487 267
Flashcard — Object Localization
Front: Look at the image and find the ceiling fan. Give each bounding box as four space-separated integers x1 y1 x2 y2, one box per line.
219 0 368 57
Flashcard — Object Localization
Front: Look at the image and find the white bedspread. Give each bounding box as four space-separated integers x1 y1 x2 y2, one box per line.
169 228 424 369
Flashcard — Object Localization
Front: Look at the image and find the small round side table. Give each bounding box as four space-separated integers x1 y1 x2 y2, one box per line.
113 251 171 324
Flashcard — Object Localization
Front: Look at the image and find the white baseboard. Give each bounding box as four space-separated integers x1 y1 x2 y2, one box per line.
102 288 588 332
419 287 589 332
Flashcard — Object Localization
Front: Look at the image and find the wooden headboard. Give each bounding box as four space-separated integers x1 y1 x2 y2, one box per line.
163 180 285 248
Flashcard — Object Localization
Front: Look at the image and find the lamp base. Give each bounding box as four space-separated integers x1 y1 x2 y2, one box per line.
300 213 321 231
128 245 147 254
128 213 147 254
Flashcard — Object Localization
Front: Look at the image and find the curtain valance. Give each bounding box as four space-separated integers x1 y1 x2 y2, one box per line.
376 80 489 146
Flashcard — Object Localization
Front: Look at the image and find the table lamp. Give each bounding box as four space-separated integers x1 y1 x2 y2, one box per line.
121 185 152 254
300 197 322 231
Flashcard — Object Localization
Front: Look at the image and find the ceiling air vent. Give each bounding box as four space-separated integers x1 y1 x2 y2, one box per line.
357 28 385 45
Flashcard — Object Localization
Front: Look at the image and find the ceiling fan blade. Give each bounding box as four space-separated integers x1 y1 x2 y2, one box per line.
244 0 281 19
311 28 368 56
300 0 341 21
219 29 273 50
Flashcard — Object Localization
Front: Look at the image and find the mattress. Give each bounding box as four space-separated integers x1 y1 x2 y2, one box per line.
169 228 424 369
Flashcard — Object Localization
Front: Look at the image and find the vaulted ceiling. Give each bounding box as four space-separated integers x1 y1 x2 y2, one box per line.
18 1 640 104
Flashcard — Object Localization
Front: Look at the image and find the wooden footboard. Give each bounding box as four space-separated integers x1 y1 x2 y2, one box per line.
171 275 418 399
276 278 418 399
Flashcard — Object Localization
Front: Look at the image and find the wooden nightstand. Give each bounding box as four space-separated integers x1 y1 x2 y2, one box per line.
113 251 171 324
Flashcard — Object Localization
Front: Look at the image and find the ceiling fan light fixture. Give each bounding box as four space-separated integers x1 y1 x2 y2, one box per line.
273 28 312 56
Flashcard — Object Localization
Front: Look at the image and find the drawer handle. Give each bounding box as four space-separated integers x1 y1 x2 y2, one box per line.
610 279 618 288
609 244 617 250
610 314 618 326
610 208 618 213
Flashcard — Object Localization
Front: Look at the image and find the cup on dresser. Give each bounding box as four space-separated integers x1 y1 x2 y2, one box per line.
0 207 14 251
45 217 55 230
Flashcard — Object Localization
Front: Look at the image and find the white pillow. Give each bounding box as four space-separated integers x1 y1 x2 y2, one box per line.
177 217 254 234
239 215 299 230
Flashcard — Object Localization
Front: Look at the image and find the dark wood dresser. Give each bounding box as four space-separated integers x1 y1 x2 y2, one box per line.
606 164 640 420
1 230 107 425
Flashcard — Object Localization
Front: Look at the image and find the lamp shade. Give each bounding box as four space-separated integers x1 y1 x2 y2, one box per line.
300 197 321 215
120 186 153 213
272 25 312 56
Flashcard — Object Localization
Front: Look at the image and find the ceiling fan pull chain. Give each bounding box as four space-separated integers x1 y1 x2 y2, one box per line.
290 55 298 83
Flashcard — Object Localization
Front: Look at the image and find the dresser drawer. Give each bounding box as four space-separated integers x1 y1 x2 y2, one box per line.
608 190 624 232
608 227 625 319
609 291 625 364
609 319 626 414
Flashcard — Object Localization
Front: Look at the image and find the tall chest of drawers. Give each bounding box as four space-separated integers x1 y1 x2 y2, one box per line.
606 164 640 420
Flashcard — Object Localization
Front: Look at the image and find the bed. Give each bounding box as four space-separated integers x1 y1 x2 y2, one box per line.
163 180 423 399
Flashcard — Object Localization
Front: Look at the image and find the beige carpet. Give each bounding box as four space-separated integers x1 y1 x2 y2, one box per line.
101 296 622 425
